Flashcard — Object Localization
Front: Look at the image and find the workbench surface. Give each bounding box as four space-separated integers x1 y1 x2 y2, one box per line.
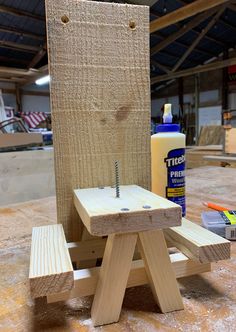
0 166 235 331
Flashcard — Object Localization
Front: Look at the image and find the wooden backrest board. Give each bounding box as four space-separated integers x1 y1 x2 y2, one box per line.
46 0 151 241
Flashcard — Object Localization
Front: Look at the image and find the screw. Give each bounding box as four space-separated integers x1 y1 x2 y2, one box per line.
115 160 120 198
143 205 151 209
121 208 129 211
98 186 104 189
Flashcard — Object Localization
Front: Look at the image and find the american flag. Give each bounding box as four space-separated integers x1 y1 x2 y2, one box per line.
21 112 47 128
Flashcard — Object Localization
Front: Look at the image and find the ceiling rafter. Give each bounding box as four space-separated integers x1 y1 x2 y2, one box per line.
151 59 171 74
28 42 47 69
172 6 226 72
150 7 226 48
151 57 236 84
152 31 216 58
178 0 236 31
157 49 199 66
0 5 44 21
0 25 45 41
150 8 219 57
150 0 229 33
0 40 39 53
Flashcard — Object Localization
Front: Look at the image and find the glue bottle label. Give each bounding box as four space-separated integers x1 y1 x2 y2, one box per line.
164 148 186 216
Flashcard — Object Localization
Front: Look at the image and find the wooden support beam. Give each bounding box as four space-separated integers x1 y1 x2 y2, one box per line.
164 219 230 263
91 233 137 326
0 66 38 77
152 31 216 58
0 5 44 21
193 72 200 132
150 0 229 33
151 57 236 84
172 7 226 72
138 230 184 313
0 77 26 83
150 8 217 56
15 83 22 113
150 8 225 48
178 77 184 122
0 40 39 53
219 16 236 31
0 25 44 41
222 50 229 112
1 88 49 97
29 224 74 298
151 59 171 74
47 253 211 303
28 42 47 69
179 0 236 31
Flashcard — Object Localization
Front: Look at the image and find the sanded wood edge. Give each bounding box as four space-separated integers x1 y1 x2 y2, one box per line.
89 206 182 236
164 219 231 263
29 224 74 298
47 253 211 303
73 191 92 234
30 272 74 298
198 243 231 263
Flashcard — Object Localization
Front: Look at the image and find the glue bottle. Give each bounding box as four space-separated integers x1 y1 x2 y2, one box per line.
151 104 186 216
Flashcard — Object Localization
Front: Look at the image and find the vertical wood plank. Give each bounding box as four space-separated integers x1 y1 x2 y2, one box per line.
45 0 150 241
138 230 184 313
91 233 137 326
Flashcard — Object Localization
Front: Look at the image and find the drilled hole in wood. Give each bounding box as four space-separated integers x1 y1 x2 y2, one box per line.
129 21 136 30
61 15 69 24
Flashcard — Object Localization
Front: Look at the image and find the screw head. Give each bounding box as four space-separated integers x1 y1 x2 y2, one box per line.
121 208 129 211
143 205 151 209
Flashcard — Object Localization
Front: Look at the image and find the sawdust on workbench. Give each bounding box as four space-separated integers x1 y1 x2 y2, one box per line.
0 167 236 331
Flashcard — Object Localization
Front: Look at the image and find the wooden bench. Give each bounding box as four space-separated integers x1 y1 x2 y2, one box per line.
164 218 230 263
29 224 74 298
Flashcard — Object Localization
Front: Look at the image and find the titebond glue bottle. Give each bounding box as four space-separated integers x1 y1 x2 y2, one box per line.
151 104 186 216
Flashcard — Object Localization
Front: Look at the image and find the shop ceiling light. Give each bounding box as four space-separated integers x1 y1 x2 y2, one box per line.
35 75 50 85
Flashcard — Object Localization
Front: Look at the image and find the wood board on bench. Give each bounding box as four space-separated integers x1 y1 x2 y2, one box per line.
73 185 181 236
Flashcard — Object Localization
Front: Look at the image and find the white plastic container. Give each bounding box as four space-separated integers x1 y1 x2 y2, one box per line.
151 104 186 216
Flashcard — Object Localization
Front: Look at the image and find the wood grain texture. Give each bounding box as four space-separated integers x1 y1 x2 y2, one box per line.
47 252 211 303
164 218 231 263
29 224 74 298
74 185 181 235
138 230 184 313
0 133 42 148
45 0 150 241
91 233 137 326
225 128 236 154
1 166 236 331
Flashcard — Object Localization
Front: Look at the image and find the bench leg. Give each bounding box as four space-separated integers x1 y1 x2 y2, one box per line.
138 230 184 313
91 233 137 326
